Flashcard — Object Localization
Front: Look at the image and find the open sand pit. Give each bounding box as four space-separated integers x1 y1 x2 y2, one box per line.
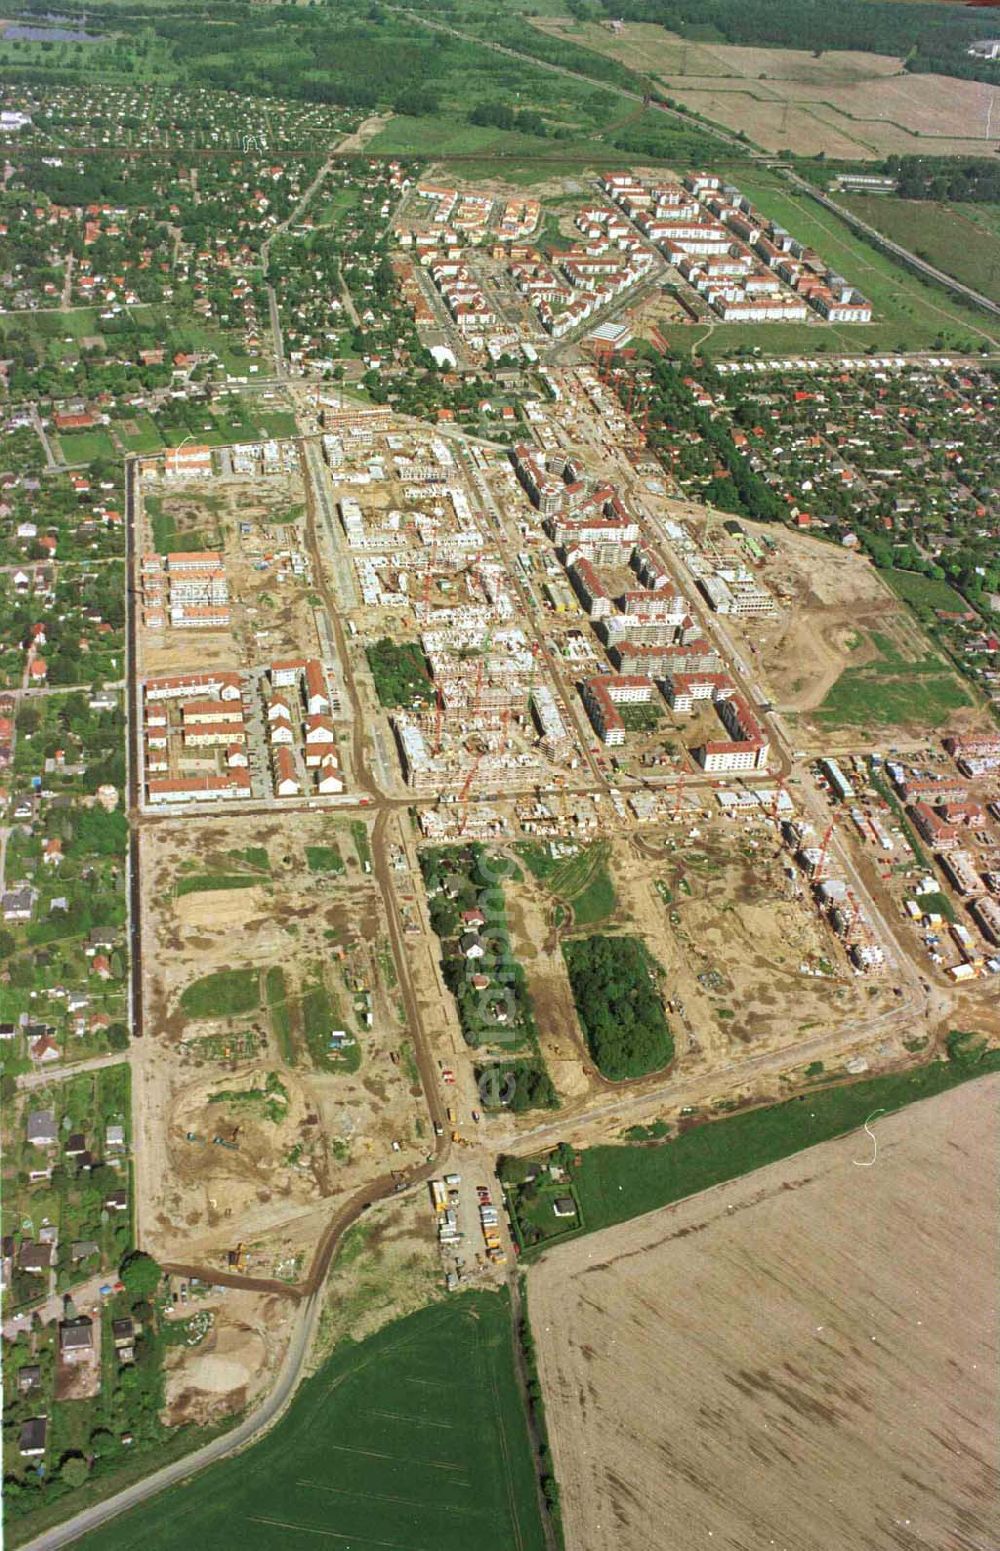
164 1289 293 1426
179 1326 265 1395
529 1074 999 1551
173 886 269 930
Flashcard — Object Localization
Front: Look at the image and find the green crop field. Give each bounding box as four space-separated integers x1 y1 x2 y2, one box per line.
178 968 260 1020
75 1293 546 1551
508 1049 999 1257
841 196 1000 306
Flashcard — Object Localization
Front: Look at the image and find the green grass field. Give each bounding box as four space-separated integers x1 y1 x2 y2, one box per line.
841 195 1000 307
145 494 220 555
174 875 260 898
178 969 260 1020
265 966 294 1065
74 1293 546 1551
518 840 617 928
512 1049 999 1257
117 413 166 454
56 428 118 464
881 568 971 615
304 844 344 874
813 627 970 731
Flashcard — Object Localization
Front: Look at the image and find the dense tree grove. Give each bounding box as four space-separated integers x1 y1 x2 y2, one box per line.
476 1061 558 1113
642 357 786 523
563 936 673 1082
890 158 1000 205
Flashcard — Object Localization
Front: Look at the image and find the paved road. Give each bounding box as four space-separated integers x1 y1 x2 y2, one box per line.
16 1051 127 1091
262 153 341 378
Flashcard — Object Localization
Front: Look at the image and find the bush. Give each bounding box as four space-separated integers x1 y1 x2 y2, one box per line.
119 1250 162 1301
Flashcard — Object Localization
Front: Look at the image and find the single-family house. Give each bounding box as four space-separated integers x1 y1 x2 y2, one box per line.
60 1318 95 1365
27 1109 57 1147
18 1240 54 1275
19 1417 47 1457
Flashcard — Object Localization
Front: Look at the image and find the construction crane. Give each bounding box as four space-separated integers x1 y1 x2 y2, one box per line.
472 657 484 720
433 685 445 755
816 819 835 878
771 774 787 823
457 753 482 835
673 771 687 820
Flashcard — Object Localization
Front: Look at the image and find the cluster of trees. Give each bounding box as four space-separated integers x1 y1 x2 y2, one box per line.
516 1292 564 1531
3 1252 168 1523
640 355 786 522
365 639 434 709
469 101 549 137
421 846 539 1051
563 934 673 1081
475 1061 558 1113
891 157 1000 206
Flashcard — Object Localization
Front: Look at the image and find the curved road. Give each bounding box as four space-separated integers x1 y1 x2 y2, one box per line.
22 1283 321 1551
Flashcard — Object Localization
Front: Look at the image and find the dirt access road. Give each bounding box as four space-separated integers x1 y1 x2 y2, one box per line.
530 1074 999 1551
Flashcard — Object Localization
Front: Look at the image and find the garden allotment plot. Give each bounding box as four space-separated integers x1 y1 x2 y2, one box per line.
77 1293 545 1551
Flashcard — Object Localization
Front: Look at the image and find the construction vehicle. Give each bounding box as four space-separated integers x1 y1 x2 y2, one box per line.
228 1242 247 1272
212 1135 239 1151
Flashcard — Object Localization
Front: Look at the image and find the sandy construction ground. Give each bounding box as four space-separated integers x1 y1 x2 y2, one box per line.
671 506 897 714
668 509 984 748
164 1285 295 1426
133 814 425 1273
501 825 891 1115
137 463 319 679
533 20 1000 158
530 1074 999 1551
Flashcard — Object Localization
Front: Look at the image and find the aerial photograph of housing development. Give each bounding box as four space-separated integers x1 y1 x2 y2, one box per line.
0 1 998 1548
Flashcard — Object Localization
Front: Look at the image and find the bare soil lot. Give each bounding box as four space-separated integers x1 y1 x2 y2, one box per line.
134 813 424 1275
673 512 981 747
674 507 897 714
530 1073 1000 1551
500 827 885 1111
163 1285 295 1427
533 19 1000 158
137 466 319 678
310 1191 443 1367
